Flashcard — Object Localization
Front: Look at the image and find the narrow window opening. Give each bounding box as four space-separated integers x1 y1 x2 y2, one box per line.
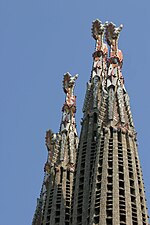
107 210 112 217
77 216 82 223
118 130 122 142
55 211 60 216
65 214 69 220
95 207 100 215
109 127 113 138
94 112 97 123
106 218 112 225
67 170 70 181
92 130 97 141
60 167 63 183
55 218 60 223
94 216 99 223
120 214 126 222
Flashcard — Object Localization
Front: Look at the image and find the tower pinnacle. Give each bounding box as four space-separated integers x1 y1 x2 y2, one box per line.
91 20 108 79
32 73 78 225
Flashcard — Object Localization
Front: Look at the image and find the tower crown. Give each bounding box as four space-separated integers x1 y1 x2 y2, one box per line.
105 22 123 45
92 19 107 39
92 19 108 57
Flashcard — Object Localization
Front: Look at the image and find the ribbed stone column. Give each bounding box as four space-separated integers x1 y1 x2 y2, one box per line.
72 136 84 224
112 130 119 225
132 139 149 224
89 128 103 225
99 129 109 225
128 135 143 224
122 132 132 224
82 116 94 225
49 183 58 224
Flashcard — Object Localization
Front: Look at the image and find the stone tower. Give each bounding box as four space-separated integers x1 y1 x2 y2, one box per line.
71 20 149 225
32 20 149 225
32 73 79 225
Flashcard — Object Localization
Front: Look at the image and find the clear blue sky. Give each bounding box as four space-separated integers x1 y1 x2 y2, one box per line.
0 0 150 224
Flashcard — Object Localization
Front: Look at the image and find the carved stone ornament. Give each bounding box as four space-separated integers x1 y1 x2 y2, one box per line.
45 129 56 150
62 73 78 111
93 75 99 108
117 86 125 123
105 22 123 46
44 162 51 174
92 19 108 55
83 82 92 113
105 22 123 65
63 72 78 95
67 163 75 172
108 87 115 120
92 19 107 40
61 109 71 132
60 132 66 161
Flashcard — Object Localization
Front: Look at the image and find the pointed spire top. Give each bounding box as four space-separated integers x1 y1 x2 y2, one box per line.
92 19 108 40
105 22 123 45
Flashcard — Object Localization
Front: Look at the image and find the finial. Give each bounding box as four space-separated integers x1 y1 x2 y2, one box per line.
63 72 78 96
92 19 107 40
105 22 123 45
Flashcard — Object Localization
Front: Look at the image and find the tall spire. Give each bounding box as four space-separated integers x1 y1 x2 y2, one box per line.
71 20 149 225
32 73 78 225
60 72 78 164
